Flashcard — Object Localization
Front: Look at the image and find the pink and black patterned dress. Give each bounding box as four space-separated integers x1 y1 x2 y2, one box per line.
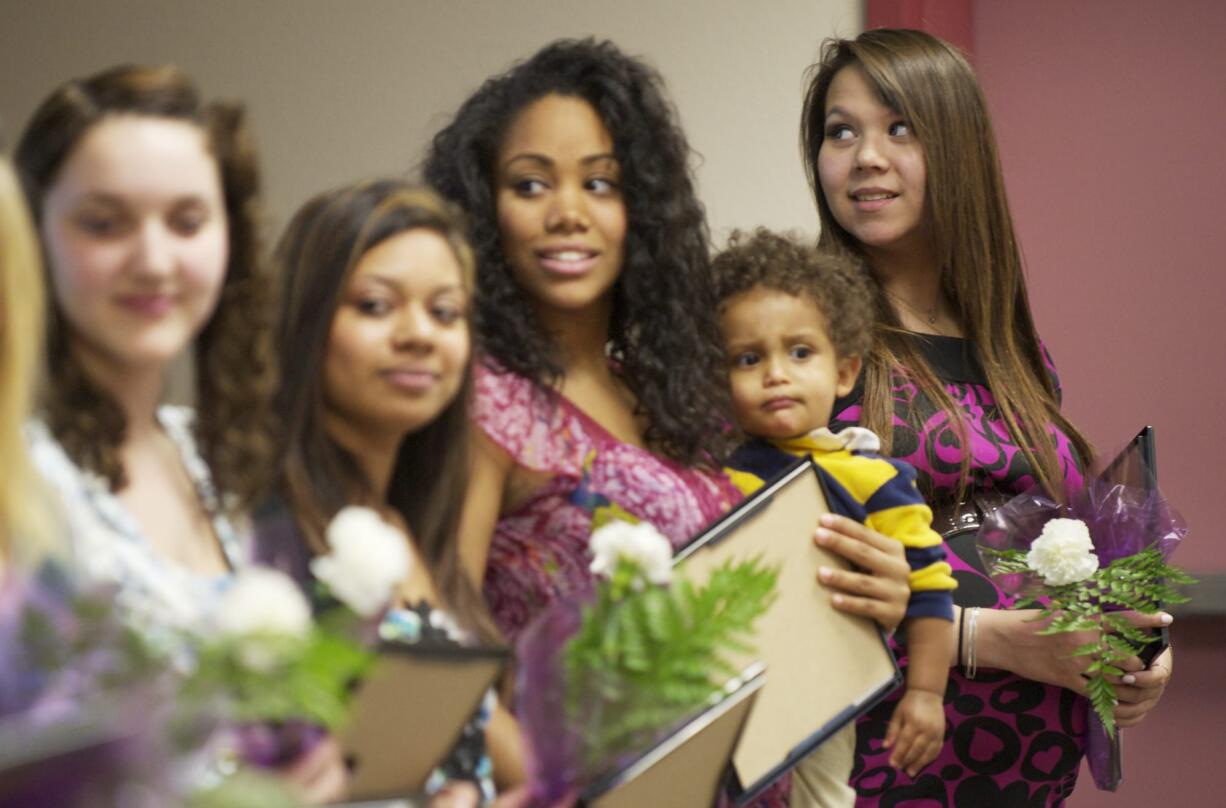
831 334 1087 808
472 358 740 642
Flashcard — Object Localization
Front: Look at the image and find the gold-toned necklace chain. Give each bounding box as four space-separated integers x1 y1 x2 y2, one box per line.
885 288 940 327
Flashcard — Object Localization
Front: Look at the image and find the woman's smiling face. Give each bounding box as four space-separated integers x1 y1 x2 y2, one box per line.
494 93 627 322
323 228 470 443
818 65 929 260
39 115 229 374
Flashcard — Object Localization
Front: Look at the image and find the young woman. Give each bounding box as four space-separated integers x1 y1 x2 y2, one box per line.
263 179 527 805
801 29 1173 806
0 157 49 568
425 38 913 808
15 64 345 802
15 64 272 625
426 37 908 646
424 39 739 642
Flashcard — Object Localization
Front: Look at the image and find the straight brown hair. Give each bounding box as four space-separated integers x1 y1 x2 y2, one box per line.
801 29 1093 498
273 179 497 641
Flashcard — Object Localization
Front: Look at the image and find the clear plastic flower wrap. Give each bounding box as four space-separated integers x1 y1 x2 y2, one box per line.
0 563 183 807
976 459 1191 791
514 520 776 804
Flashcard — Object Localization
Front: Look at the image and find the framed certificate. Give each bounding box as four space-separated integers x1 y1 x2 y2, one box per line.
341 642 508 801
674 457 902 804
580 662 765 808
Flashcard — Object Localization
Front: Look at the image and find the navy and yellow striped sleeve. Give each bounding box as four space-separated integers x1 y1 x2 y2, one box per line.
861 458 955 621
814 451 955 622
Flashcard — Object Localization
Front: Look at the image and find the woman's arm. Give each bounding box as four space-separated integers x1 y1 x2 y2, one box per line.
276 734 350 804
973 605 1174 722
486 700 526 789
456 427 514 586
813 513 911 633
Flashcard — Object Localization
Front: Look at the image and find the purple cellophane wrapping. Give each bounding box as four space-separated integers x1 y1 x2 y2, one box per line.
976 471 1187 791
0 567 177 806
515 599 585 805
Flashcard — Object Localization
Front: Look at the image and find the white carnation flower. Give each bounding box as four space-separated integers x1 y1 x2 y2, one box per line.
311 507 412 617
1026 518 1100 586
589 519 673 589
216 567 312 640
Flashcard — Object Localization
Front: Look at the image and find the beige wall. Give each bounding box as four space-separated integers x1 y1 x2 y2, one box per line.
1 0 861 241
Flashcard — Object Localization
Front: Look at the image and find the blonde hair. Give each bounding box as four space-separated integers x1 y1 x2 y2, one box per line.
801 29 1093 498
0 158 50 562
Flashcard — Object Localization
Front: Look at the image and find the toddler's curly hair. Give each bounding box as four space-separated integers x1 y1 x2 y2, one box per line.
712 228 874 358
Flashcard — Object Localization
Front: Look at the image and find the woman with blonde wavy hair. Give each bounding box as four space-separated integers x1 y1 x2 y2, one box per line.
0 157 48 568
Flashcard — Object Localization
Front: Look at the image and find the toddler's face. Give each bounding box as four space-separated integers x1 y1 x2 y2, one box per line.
721 286 860 441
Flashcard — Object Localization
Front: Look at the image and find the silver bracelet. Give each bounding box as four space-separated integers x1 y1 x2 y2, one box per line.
966 607 980 679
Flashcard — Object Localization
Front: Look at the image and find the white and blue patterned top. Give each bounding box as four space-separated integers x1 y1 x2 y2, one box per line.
25 405 248 648
379 603 497 803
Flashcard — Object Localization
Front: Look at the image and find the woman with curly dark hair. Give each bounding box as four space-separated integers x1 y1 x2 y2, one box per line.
14 65 352 802
14 64 277 647
422 38 741 644
424 38 914 808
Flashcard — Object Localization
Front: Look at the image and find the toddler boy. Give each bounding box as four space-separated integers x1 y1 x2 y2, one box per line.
712 229 955 807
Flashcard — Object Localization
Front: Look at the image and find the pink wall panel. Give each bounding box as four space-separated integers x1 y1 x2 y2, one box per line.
973 0 1226 575
867 0 975 56
972 3 1225 805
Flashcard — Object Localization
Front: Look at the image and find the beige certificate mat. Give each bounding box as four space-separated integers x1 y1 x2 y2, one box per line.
341 643 508 801
580 663 765 808
674 457 901 804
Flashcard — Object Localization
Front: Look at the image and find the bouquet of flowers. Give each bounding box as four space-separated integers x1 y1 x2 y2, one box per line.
975 458 1192 789
516 518 777 804
183 507 411 786
1 506 416 807
0 563 181 807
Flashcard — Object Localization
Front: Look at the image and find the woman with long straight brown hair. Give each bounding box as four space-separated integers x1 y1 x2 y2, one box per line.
801 28 1172 806
262 179 529 804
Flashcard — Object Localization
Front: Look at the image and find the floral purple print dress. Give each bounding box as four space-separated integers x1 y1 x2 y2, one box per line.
831 334 1087 808
472 358 739 642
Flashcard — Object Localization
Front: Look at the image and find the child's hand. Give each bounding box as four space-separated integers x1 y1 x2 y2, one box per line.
884 688 945 777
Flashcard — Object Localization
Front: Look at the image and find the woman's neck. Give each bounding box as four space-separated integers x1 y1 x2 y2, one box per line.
325 416 400 505
71 343 166 443
864 244 961 336
535 299 614 381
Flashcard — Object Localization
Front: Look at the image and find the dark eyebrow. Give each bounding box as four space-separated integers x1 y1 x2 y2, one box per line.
502 152 619 170
76 192 211 208
74 192 125 207
355 274 465 296
354 274 401 293
722 337 761 352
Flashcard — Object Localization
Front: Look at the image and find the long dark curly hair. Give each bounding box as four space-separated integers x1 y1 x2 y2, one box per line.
423 38 732 465
15 64 275 511
272 179 496 642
